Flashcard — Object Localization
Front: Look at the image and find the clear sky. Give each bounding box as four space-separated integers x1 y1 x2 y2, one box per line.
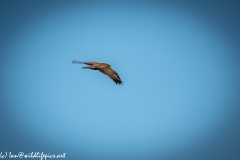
1 1 240 160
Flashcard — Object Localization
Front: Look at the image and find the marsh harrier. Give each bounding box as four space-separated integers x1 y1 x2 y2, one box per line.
72 60 123 85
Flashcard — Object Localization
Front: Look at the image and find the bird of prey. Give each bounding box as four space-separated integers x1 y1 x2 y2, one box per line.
72 60 123 85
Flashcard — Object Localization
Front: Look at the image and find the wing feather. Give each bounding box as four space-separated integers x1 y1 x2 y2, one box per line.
99 68 123 85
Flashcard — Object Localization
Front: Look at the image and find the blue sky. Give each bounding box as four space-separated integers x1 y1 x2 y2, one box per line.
1 1 240 160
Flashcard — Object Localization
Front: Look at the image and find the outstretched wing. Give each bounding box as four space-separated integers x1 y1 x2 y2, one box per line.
99 68 123 85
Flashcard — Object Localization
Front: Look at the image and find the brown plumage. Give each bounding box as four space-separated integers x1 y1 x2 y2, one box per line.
72 60 123 85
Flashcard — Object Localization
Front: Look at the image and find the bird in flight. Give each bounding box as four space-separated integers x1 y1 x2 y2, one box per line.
72 60 123 85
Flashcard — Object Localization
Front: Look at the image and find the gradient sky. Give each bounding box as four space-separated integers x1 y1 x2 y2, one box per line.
1 1 240 160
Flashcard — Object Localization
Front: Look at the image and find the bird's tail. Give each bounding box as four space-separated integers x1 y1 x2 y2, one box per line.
82 67 90 69
72 60 82 64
